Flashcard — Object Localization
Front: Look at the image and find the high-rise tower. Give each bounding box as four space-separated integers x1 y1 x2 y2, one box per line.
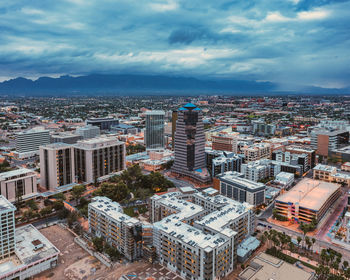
172 103 210 183
145 110 165 151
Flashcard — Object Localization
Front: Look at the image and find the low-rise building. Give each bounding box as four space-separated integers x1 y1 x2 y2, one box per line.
205 150 243 177
238 252 316 280
241 143 271 162
241 160 273 182
275 178 341 223
313 164 350 186
212 133 238 153
275 172 294 187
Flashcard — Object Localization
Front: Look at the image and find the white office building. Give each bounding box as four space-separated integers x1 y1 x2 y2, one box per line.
75 125 100 139
0 168 37 203
15 128 50 158
275 172 294 187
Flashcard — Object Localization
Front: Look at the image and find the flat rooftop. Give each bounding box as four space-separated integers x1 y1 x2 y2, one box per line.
153 215 228 251
75 136 124 149
0 168 35 181
195 198 251 234
219 172 266 191
0 195 16 212
313 164 336 172
239 252 314 280
40 142 72 150
89 196 139 225
145 110 165 115
276 178 340 211
276 172 294 180
0 224 59 276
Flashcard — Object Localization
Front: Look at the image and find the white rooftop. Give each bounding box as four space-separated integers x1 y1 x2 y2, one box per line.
0 224 59 276
75 136 124 149
89 196 139 225
0 168 35 181
0 195 16 212
314 164 337 173
145 110 165 115
219 172 266 190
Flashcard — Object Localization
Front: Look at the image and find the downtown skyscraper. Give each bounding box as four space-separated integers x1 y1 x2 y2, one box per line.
145 110 165 151
172 103 211 183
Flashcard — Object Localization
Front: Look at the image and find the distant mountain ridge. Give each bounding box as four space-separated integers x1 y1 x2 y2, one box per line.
0 74 348 96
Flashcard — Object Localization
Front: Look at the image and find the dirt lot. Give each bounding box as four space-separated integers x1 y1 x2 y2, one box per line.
34 224 109 280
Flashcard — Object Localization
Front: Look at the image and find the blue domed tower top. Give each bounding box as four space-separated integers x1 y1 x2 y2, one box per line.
184 102 197 109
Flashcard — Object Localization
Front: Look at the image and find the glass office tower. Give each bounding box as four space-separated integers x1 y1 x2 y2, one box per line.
145 110 165 151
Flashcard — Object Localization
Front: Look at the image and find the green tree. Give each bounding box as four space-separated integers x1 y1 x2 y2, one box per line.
92 237 104 252
40 206 52 217
67 211 79 228
71 184 86 204
53 193 66 201
26 200 38 211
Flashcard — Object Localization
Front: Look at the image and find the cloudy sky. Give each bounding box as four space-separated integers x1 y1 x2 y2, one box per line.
0 0 349 90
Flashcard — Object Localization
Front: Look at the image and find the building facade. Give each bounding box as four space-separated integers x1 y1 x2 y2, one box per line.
15 128 50 158
145 110 165 151
172 103 210 183
74 137 126 183
310 129 349 157
86 117 119 130
0 168 37 203
75 125 100 139
88 196 142 261
0 196 59 280
0 195 16 259
217 172 266 206
212 134 238 153
313 164 350 186
241 143 271 162
39 143 75 190
150 189 255 280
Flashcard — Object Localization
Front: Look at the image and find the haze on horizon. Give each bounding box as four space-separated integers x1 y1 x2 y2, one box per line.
0 0 349 91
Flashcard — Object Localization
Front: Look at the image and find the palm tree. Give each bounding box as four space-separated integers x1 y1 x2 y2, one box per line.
297 236 302 250
311 237 316 253
342 260 349 273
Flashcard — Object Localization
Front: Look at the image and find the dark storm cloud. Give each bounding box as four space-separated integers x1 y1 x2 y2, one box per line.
0 0 349 89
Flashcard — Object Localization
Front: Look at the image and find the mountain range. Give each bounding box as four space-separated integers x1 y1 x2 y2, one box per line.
0 74 348 96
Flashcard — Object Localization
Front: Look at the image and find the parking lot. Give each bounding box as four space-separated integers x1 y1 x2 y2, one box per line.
120 263 183 280
35 224 109 280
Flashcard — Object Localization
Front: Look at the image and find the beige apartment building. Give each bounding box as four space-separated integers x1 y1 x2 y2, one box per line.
88 196 142 261
74 137 125 183
0 168 37 202
40 137 126 189
39 143 75 190
212 134 238 153
242 143 271 162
